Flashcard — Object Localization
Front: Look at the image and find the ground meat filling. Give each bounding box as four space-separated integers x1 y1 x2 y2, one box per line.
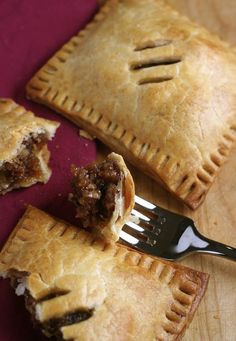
10 272 92 340
24 291 91 339
0 133 47 192
71 159 122 229
41 310 92 338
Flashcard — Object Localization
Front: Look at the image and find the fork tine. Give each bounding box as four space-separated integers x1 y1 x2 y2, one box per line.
131 210 157 228
135 195 183 226
131 208 150 221
126 221 144 232
134 195 165 222
135 195 156 211
119 230 139 245
123 223 159 246
120 231 154 251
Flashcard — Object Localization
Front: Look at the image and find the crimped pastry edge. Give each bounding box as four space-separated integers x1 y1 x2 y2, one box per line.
0 205 209 340
26 0 236 209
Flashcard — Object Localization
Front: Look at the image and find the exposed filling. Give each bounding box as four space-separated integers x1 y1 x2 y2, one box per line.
0 133 48 193
24 292 91 339
10 272 91 340
71 158 122 229
40 309 91 338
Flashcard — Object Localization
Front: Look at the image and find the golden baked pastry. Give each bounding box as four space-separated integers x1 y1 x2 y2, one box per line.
70 152 135 242
26 0 236 209
0 98 59 194
0 206 208 340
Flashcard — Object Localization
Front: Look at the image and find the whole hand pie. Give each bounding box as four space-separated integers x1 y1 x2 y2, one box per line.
26 0 236 209
70 152 135 242
0 98 59 194
0 206 208 340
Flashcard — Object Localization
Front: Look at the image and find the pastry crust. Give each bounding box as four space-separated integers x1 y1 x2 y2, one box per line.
100 152 135 242
26 0 236 209
0 206 209 341
72 152 135 242
0 98 59 193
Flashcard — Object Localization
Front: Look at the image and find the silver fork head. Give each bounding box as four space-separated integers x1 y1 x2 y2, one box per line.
119 195 197 260
120 196 236 262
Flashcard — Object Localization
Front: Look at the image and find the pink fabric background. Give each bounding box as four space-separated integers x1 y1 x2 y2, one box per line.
0 1 98 340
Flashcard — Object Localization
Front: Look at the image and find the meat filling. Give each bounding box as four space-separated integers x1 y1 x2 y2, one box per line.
40 310 92 338
0 133 47 193
71 159 122 229
24 291 91 339
8 271 92 340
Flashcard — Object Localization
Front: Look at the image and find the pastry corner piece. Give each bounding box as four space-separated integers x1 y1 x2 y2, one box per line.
26 0 236 209
0 206 209 341
0 98 59 194
70 152 135 242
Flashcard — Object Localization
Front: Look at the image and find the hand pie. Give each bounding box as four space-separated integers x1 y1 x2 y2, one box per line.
70 152 135 242
0 98 59 194
0 206 208 340
26 0 236 209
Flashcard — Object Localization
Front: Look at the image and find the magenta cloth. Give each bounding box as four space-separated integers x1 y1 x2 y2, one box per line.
0 1 98 340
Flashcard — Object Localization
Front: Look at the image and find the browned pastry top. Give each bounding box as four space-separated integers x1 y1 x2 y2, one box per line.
0 206 208 340
26 0 236 209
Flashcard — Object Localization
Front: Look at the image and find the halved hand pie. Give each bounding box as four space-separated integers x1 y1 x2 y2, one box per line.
26 0 236 209
0 98 59 194
0 206 208 340
70 152 135 242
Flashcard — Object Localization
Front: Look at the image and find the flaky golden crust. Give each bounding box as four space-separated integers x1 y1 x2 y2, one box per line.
0 206 208 341
0 98 60 193
0 98 59 195
0 98 59 165
26 0 236 209
96 152 135 242
27 0 236 208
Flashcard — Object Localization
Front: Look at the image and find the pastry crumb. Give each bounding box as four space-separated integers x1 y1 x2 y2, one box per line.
79 129 95 140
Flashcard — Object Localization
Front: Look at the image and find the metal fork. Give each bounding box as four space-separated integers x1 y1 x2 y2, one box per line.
119 195 236 261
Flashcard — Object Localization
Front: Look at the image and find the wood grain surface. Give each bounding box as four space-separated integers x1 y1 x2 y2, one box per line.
97 1 236 340
165 2 236 341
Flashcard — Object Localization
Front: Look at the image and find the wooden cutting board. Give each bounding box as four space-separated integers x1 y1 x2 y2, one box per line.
165 3 236 340
98 1 236 340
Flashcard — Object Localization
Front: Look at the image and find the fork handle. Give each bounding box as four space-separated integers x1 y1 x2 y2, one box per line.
195 234 236 262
